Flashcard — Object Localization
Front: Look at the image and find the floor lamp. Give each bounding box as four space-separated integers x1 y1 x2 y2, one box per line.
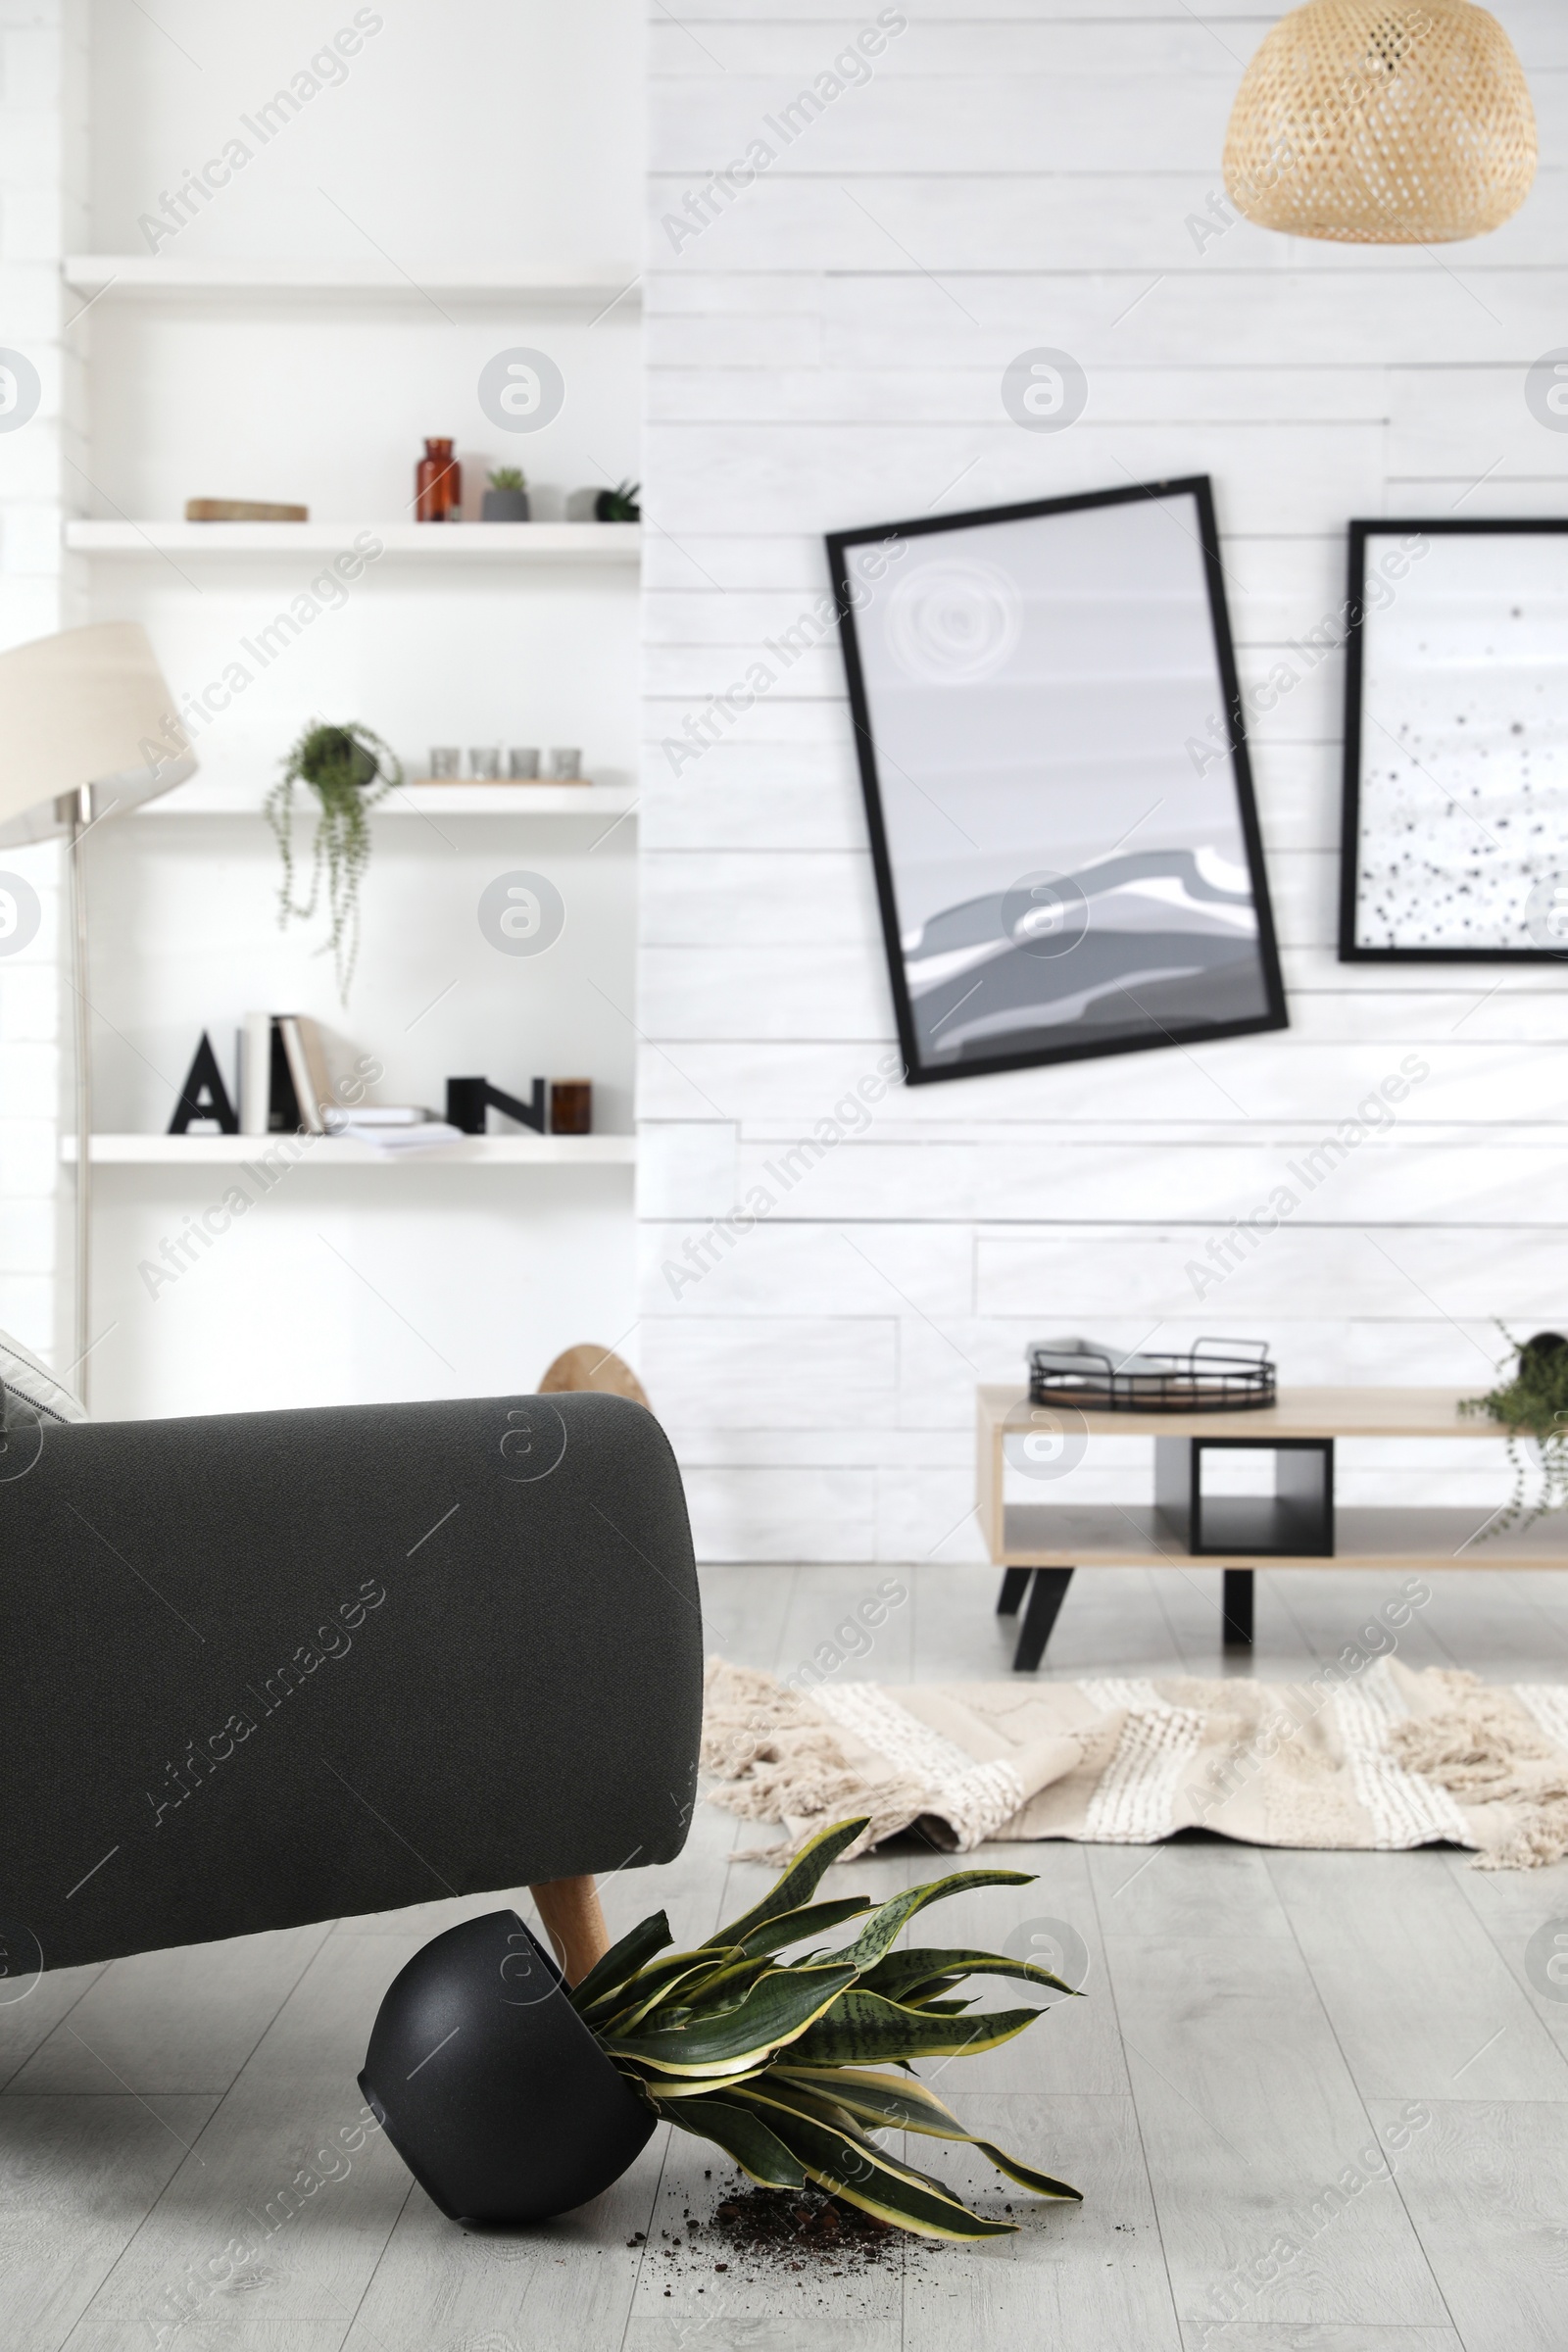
0 624 194 1405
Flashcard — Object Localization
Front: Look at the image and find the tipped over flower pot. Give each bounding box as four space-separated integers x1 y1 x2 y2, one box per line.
360 1821 1084 2236
359 1911 654 2223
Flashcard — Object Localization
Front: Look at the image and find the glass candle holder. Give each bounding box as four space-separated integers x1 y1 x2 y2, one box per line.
467 747 503 782
428 747 461 779
549 747 582 781
508 748 541 780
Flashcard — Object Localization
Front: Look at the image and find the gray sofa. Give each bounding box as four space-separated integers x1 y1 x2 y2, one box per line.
3 1389 702 1973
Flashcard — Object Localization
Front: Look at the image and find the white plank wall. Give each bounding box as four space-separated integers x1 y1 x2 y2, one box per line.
639 0 1568 1562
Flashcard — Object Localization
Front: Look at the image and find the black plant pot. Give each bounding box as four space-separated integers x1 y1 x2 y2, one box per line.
481 488 531 520
359 1909 654 2224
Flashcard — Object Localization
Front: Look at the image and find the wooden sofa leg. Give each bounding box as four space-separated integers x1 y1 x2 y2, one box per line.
530 1874 612 1986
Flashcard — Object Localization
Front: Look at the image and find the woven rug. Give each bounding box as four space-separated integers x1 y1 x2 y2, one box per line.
703 1658 1568 1872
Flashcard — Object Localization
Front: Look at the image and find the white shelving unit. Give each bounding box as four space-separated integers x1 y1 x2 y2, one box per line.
138 782 639 818
65 255 642 305
67 1135 636 1166
66 520 640 560
68 47 645 1419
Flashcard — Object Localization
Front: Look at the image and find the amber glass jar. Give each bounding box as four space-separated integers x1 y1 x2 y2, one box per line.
549 1081 592 1136
416 438 461 522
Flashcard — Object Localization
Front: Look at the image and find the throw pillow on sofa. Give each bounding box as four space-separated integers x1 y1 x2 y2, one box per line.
0 1326 86 1425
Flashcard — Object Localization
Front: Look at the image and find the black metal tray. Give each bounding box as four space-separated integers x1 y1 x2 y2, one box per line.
1027 1337 1276 1414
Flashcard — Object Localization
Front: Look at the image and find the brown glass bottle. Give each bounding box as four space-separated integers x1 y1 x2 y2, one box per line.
549 1081 592 1135
415 438 461 522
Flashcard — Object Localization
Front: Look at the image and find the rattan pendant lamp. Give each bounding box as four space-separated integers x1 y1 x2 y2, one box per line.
1223 0 1536 243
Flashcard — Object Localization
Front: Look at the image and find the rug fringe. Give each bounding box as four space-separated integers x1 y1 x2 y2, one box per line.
1388 1685 1568 1869
701 1658 927 1859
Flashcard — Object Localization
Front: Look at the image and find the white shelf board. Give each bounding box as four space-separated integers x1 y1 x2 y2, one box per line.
66 520 640 560
64 255 641 306
66 1134 637 1167
138 782 638 818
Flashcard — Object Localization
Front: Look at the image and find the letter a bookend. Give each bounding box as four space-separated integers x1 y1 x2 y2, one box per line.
169 1031 239 1134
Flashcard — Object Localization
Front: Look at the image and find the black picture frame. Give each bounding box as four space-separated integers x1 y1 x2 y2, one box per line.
826 475 1288 1087
1340 515 1568 962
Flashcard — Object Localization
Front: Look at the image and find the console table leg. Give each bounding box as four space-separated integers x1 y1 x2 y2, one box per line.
996 1567 1032 1617
1223 1568 1254 1649
1013 1567 1074 1672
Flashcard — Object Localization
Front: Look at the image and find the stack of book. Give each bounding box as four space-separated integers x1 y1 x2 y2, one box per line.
324 1105 466 1153
241 1015 459 1148
241 1012 326 1136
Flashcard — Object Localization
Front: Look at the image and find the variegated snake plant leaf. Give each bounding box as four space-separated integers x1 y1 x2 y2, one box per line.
568 1816 1081 2240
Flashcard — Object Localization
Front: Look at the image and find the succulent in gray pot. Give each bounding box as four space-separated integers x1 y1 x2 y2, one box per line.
360 1818 1081 2235
481 466 530 521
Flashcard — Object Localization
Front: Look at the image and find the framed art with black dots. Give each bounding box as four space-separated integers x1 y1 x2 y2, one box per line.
1340 518 1568 961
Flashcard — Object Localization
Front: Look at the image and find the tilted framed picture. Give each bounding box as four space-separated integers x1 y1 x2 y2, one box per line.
1340 517 1568 960
825 476 1287 1086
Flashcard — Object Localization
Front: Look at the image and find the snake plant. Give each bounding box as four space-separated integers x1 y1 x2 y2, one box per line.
568 1817 1082 2240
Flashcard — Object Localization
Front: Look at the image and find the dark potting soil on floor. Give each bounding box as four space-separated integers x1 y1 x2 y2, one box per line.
713 2183 901 2267
628 2175 942 2281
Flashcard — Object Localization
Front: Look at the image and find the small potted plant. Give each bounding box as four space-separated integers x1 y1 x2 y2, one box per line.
595 477 640 521
1462 1327 1568 1535
482 466 530 521
360 1816 1081 2233
265 720 401 1002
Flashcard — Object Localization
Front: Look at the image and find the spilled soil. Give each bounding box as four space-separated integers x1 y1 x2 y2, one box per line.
711 2182 903 2269
630 2173 939 2284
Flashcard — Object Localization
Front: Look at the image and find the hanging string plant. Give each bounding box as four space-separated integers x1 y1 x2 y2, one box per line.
1461 1327 1568 1538
266 720 401 1002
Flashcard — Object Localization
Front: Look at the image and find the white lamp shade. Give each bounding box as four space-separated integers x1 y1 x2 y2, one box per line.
0 621 196 848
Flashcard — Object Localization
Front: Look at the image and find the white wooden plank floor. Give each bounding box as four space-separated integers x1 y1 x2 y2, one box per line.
7 1561 1567 2352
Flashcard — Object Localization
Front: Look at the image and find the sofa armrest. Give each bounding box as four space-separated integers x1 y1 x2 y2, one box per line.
1 1390 702 1971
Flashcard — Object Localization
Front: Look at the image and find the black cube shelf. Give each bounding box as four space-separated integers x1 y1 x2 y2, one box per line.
1154 1436 1335 1559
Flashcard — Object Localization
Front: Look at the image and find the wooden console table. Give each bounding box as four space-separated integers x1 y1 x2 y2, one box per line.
976 1385 1568 1670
